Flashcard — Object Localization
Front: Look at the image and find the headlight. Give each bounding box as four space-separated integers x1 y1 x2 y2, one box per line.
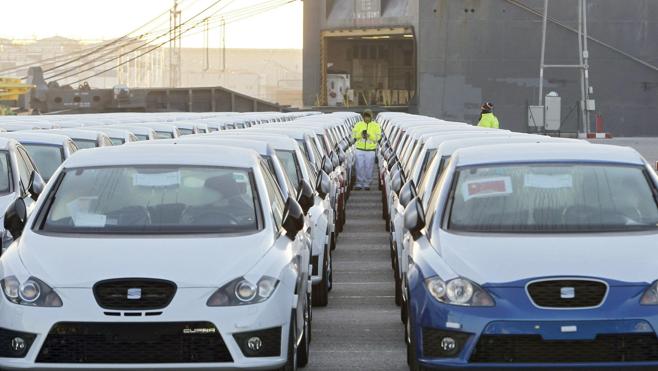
641 281 658 305
425 277 494 307
1 276 63 307
207 276 279 307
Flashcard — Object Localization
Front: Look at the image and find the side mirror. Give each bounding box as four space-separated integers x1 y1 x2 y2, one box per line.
297 180 315 214
403 197 426 240
28 171 45 201
387 157 399 172
399 180 417 208
337 148 346 163
330 152 340 168
315 170 331 198
322 156 334 174
282 197 304 240
4 198 27 240
390 169 403 195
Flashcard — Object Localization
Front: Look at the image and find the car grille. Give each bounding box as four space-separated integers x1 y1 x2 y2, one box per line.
527 279 607 308
470 334 658 363
93 278 176 310
36 322 232 364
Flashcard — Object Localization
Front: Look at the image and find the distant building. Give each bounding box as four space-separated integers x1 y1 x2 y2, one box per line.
0 37 302 107
304 0 658 136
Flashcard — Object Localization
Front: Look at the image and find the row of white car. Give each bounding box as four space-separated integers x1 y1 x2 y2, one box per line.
376 112 658 370
0 111 360 370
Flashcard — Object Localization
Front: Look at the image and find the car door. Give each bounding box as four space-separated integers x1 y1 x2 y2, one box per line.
260 161 309 338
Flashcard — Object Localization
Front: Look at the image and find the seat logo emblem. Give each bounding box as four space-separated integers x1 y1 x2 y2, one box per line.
127 288 142 300
560 287 575 299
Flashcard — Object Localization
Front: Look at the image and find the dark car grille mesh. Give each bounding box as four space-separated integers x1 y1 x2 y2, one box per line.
470 334 658 363
93 279 176 310
36 322 232 364
527 280 607 308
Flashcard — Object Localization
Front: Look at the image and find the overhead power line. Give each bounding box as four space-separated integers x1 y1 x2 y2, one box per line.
56 0 294 85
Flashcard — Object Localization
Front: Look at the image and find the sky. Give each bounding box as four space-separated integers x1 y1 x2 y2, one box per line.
0 0 303 49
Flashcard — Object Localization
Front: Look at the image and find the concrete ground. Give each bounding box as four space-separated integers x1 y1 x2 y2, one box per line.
307 188 407 371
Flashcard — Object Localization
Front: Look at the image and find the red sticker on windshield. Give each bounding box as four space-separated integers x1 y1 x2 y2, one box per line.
462 177 512 201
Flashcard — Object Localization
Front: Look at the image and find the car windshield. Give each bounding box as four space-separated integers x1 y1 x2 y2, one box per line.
40 166 258 234
276 150 301 187
179 128 194 135
447 163 658 233
110 137 125 145
155 131 174 139
23 144 64 182
73 139 97 149
0 152 11 194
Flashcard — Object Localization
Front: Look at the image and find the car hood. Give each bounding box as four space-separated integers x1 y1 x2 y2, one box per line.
438 231 658 286
18 231 274 288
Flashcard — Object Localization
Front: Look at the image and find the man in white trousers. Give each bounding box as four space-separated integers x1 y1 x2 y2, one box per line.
352 109 381 190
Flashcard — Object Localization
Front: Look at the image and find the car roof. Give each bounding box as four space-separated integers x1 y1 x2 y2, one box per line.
453 143 644 167
214 132 298 150
0 132 71 145
169 136 275 156
49 129 103 140
64 144 261 168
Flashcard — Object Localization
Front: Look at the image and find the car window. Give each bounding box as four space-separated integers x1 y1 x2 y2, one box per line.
155 131 174 139
135 134 149 141
446 163 658 233
260 162 285 229
0 152 12 194
179 128 194 135
40 166 258 234
74 139 97 149
23 144 64 182
276 150 302 187
110 137 125 145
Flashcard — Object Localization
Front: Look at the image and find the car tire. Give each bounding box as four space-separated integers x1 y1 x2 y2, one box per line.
297 302 310 368
401 279 408 324
312 248 329 307
394 273 402 307
330 231 337 251
279 312 297 371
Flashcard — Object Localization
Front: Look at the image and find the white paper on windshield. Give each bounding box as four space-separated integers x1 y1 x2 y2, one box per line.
462 176 512 201
71 212 107 227
523 173 573 189
232 172 248 183
133 171 181 187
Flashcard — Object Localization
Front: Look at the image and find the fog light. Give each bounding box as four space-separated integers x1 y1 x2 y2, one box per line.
247 336 263 352
11 337 26 353
440 337 457 353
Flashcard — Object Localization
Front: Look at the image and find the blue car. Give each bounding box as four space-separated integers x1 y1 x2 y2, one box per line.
402 142 658 369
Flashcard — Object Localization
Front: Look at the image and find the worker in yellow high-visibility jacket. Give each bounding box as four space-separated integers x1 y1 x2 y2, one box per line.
352 109 381 190
478 101 500 129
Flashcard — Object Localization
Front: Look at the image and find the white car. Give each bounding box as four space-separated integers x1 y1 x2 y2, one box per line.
48 129 113 150
0 144 311 370
0 132 78 182
214 131 336 306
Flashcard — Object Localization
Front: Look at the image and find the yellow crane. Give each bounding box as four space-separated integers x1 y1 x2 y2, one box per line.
0 77 33 115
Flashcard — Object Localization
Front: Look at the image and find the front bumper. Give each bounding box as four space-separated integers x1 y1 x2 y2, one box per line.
408 272 658 369
0 284 295 369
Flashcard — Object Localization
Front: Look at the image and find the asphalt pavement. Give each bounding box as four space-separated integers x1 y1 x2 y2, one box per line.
307 187 407 371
